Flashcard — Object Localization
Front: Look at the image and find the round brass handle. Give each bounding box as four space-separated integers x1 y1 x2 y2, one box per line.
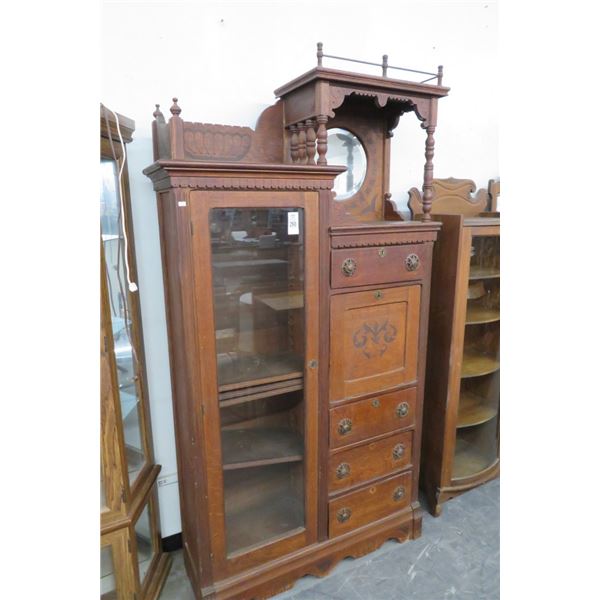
396 402 409 418
405 253 420 271
371 398 380 408
393 486 406 502
337 507 352 523
341 258 357 277
392 443 405 460
378 248 386 258
336 462 351 479
338 418 353 435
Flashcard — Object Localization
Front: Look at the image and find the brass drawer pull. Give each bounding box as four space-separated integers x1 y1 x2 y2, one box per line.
338 418 353 435
393 486 406 502
374 290 383 300
337 507 352 523
371 398 380 408
392 443 405 460
378 248 386 258
341 258 357 277
336 462 351 479
396 402 409 418
405 253 420 271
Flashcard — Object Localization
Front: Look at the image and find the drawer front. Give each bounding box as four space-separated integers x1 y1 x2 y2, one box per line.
330 286 421 401
331 244 431 289
328 471 412 538
328 431 413 494
329 387 416 449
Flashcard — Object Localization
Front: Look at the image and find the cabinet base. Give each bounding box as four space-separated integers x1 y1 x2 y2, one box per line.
189 507 422 600
424 461 499 517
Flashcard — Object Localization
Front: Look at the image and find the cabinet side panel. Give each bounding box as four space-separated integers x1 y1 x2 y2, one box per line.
158 190 213 588
420 215 463 508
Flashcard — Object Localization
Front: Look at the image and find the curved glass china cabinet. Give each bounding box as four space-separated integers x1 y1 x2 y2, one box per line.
100 105 171 598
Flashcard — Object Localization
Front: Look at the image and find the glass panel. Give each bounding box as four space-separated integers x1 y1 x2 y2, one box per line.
101 159 147 486
135 502 156 584
210 207 306 556
453 234 500 480
100 545 117 599
327 128 367 200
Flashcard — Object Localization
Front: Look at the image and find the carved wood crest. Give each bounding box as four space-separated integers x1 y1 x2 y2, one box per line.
183 123 253 160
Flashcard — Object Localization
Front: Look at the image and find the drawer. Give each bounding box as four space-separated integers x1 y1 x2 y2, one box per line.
331 243 431 289
330 387 416 449
328 431 413 494
328 471 412 538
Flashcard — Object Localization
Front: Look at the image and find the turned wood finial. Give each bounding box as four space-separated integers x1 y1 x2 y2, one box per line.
170 97 182 117
153 104 165 124
317 42 323 67
437 65 444 85
382 55 389 77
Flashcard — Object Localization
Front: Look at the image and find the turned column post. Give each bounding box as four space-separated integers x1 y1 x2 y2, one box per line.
316 115 328 165
421 125 436 221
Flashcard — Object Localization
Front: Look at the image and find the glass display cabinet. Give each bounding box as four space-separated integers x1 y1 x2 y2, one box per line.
416 178 500 516
100 105 171 598
145 44 449 599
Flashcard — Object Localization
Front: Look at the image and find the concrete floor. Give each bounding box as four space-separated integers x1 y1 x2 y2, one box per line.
160 478 499 600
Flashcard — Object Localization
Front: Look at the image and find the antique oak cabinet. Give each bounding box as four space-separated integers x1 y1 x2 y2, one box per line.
101 106 172 599
411 179 500 516
144 46 449 599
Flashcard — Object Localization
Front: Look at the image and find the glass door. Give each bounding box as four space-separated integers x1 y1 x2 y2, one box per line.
193 191 319 565
210 205 307 556
452 232 500 480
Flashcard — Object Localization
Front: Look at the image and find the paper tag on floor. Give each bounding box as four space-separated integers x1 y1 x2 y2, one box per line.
287 212 299 235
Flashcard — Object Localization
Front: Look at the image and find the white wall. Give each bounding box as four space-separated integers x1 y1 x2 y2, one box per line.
102 0 498 536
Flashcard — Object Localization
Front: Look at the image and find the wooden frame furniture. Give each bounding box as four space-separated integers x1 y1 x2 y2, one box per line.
144 45 449 599
101 106 172 599
416 179 500 516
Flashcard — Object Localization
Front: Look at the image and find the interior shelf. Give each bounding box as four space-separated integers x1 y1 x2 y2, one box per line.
461 351 500 378
221 428 303 470
217 352 304 391
125 445 145 475
468 266 500 280
457 390 498 428
219 377 303 407
465 305 500 325
452 438 497 479
255 290 304 311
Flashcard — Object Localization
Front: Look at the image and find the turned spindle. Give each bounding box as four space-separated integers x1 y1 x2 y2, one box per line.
437 65 444 86
290 124 299 163
305 119 316 164
382 54 388 77
297 122 307 164
316 115 328 165
421 126 436 221
317 42 323 67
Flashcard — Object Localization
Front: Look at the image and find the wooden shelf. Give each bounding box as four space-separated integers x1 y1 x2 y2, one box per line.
225 490 304 555
255 290 304 311
469 266 500 280
219 377 303 407
217 353 304 390
452 436 497 479
457 390 498 428
461 351 500 378
221 428 304 470
465 305 500 325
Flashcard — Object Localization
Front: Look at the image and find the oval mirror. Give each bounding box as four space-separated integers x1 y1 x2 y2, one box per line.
327 128 367 200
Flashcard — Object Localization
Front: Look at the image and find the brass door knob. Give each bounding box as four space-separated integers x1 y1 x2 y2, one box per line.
392 444 405 460
393 486 406 501
337 507 352 523
396 402 409 418
405 253 420 271
336 462 351 479
338 418 353 435
342 258 357 277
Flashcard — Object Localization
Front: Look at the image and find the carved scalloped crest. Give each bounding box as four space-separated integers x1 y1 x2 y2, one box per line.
408 177 490 218
183 122 253 160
